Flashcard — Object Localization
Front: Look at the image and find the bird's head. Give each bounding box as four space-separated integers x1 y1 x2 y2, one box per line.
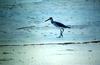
45 17 53 22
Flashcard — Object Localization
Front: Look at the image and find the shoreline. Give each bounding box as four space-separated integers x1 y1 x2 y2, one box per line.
0 40 100 46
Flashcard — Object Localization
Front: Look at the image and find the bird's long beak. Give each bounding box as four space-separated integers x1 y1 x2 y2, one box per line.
45 18 50 22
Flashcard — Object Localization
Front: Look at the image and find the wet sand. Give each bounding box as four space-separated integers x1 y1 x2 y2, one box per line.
0 41 100 65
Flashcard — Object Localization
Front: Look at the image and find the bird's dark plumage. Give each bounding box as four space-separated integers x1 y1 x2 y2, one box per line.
52 21 71 28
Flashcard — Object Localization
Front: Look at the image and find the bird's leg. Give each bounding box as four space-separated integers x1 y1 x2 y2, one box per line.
60 28 64 37
61 28 64 32
57 28 61 38
57 28 64 38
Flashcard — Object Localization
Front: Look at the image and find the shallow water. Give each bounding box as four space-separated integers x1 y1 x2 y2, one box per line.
0 43 100 65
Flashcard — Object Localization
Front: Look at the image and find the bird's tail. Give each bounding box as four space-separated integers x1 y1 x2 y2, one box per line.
65 25 71 28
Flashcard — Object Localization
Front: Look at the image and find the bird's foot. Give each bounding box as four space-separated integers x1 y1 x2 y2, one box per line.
57 36 61 38
57 36 63 38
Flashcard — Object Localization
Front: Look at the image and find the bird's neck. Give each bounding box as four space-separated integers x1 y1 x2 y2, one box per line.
50 19 54 23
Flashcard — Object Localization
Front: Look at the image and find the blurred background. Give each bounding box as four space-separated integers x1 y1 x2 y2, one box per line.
0 0 100 65
0 0 100 45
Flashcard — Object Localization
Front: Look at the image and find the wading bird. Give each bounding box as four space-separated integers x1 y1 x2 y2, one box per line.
45 17 71 38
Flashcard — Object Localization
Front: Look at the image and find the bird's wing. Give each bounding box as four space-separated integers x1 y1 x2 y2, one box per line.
54 21 66 27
